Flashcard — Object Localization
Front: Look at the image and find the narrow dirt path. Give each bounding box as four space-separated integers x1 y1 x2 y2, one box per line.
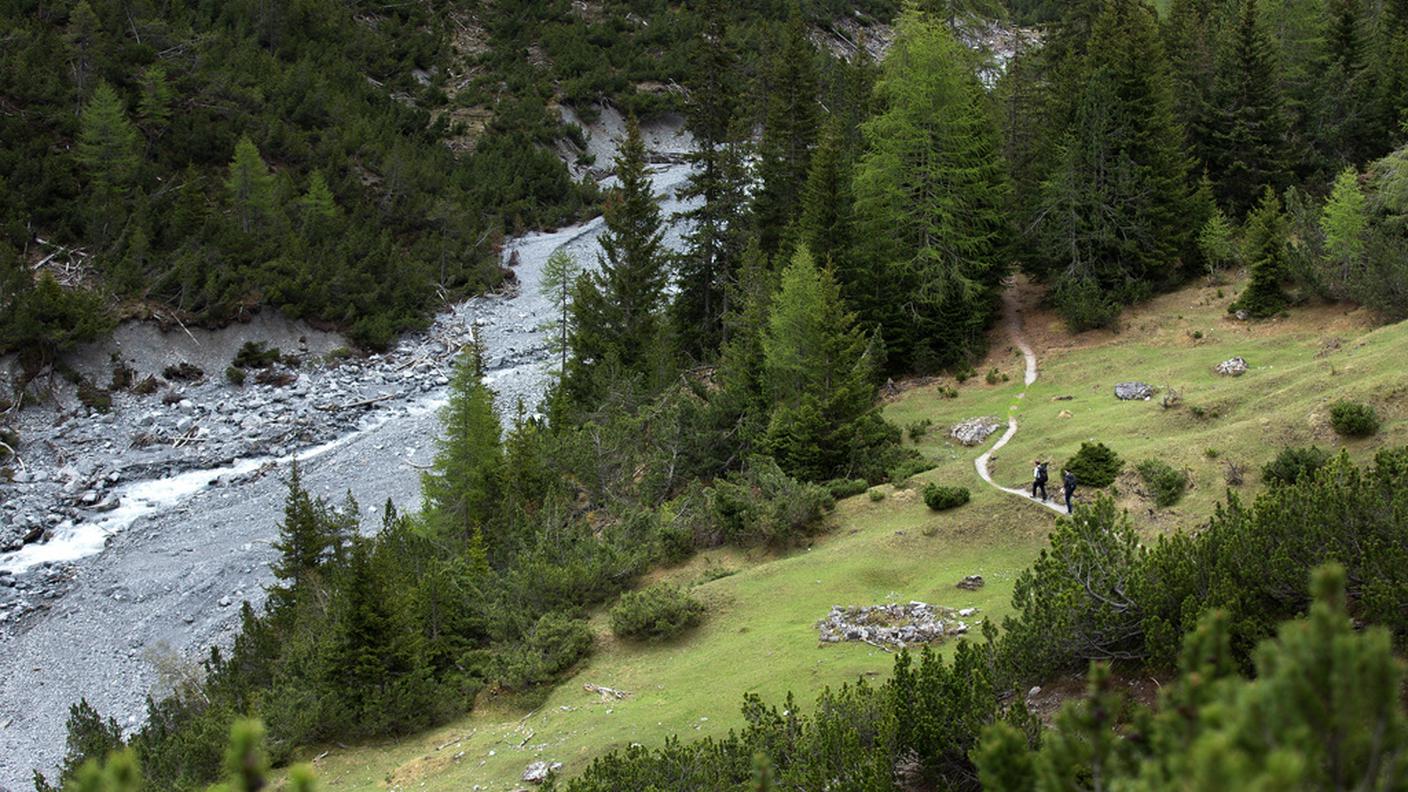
974 287 1067 516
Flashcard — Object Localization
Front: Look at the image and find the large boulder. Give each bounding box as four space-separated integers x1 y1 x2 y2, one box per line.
523 761 563 785
1214 356 1248 376
950 417 1000 446
1114 382 1155 401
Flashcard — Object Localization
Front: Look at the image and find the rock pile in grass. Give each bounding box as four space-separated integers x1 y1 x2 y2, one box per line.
956 575 985 590
817 602 976 649
1214 356 1248 376
1114 382 1155 400
950 417 1000 446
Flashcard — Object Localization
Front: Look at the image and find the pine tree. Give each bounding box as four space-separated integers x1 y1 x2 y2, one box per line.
852 7 1011 372
136 66 173 141
753 11 820 255
566 116 670 404
1036 0 1195 322
270 463 336 606
798 117 853 271
422 346 504 561
1208 0 1293 215
76 82 140 190
298 171 337 223
675 5 750 359
225 135 275 235
1231 187 1291 318
539 248 581 381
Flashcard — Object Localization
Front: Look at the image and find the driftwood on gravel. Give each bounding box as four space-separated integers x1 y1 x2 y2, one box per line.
314 393 394 412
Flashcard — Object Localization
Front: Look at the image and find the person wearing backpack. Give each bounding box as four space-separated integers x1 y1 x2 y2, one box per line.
1062 469 1078 513
1031 460 1049 502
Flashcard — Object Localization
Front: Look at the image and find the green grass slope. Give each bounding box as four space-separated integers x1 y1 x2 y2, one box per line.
294 280 1407 790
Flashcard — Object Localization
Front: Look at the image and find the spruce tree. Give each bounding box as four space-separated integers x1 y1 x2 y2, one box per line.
675 4 750 358
566 116 669 404
852 7 1010 372
798 117 853 272
1208 0 1294 215
225 135 275 235
753 11 820 255
136 66 172 141
421 346 505 562
1231 187 1291 318
1164 0 1221 166
1037 0 1195 322
760 245 887 481
269 462 336 607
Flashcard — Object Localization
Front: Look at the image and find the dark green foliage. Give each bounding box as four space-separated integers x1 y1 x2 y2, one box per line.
609 584 706 642
231 342 279 370
1230 188 1292 318
825 478 870 500
224 367 246 386
493 613 593 690
753 12 821 255
1262 445 1331 486
1136 458 1189 508
1329 400 1381 437
44 699 126 790
889 456 937 483
420 348 504 561
852 9 1011 372
1063 442 1123 488
76 380 112 413
695 457 834 548
922 483 971 511
0 266 113 376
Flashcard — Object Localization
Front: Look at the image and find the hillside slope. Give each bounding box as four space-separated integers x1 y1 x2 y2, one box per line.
296 279 1406 790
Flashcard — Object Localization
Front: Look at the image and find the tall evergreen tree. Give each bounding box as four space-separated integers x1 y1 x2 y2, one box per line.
422 346 504 563
852 7 1011 372
225 136 275 235
136 66 172 142
674 4 750 359
1231 187 1292 317
1036 0 1196 326
269 463 351 609
752 11 820 255
539 248 581 382
761 245 888 482
76 82 140 190
1207 0 1294 215
798 117 854 270
566 116 670 404
1320 165 1368 289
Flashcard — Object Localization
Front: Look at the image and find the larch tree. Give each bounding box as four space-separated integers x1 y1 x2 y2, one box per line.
76 81 140 190
226 135 276 235
539 248 581 381
851 7 1011 373
1320 165 1368 289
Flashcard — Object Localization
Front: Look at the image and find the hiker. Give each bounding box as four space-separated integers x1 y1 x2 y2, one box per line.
1062 469 1078 514
1031 460 1048 501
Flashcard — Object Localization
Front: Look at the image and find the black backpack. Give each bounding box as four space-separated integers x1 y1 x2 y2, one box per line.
1037 463 1049 482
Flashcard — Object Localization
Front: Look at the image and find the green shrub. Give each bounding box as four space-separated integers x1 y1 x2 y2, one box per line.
225 366 247 386
923 483 971 511
1054 275 1122 331
1136 459 1188 508
1064 442 1124 488
1262 445 1331 486
907 418 933 441
825 478 869 500
1329 400 1379 437
493 612 593 690
703 457 834 547
233 341 281 369
889 457 936 483
984 368 1008 385
609 584 705 642
868 489 886 502
77 380 112 413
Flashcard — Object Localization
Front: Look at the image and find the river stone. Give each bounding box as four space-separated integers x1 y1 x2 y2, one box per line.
1114 382 1154 400
950 417 1000 446
1214 356 1248 376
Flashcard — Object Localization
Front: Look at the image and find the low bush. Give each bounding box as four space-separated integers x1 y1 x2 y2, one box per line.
233 342 281 370
1136 459 1188 508
1262 445 1331 486
163 362 204 381
1329 400 1379 437
825 478 869 500
225 366 247 386
907 419 933 441
77 380 112 413
609 584 705 642
493 612 593 690
923 483 971 511
868 489 886 502
889 457 936 484
1064 442 1124 488
703 457 834 547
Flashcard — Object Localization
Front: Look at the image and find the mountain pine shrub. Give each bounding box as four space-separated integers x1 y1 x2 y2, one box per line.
1329 400 1380 437
1136 459 1188 507
1262 445 1331 486
923 483 971 511
609 584 705 642
1064 442 1124 488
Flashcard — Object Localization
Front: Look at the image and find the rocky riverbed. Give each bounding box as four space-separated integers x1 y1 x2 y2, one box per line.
0 141 695 786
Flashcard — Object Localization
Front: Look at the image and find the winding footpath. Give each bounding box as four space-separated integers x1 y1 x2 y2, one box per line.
974 288 1068 516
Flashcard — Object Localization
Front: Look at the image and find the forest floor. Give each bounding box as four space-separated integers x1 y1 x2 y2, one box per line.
292 279 1408 791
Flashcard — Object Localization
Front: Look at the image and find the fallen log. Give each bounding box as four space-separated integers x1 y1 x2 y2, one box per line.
315 394 394 412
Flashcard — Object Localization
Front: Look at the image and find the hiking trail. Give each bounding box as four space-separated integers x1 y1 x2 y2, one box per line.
974 287 1068 516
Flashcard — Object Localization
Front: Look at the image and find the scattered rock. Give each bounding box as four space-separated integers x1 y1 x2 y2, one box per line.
1214 356 1248 376
956 575 985 591
522 761 562 784
1114 382 1155 401
817 602 973 648
1058 409 1073 419
950 417 1000 447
